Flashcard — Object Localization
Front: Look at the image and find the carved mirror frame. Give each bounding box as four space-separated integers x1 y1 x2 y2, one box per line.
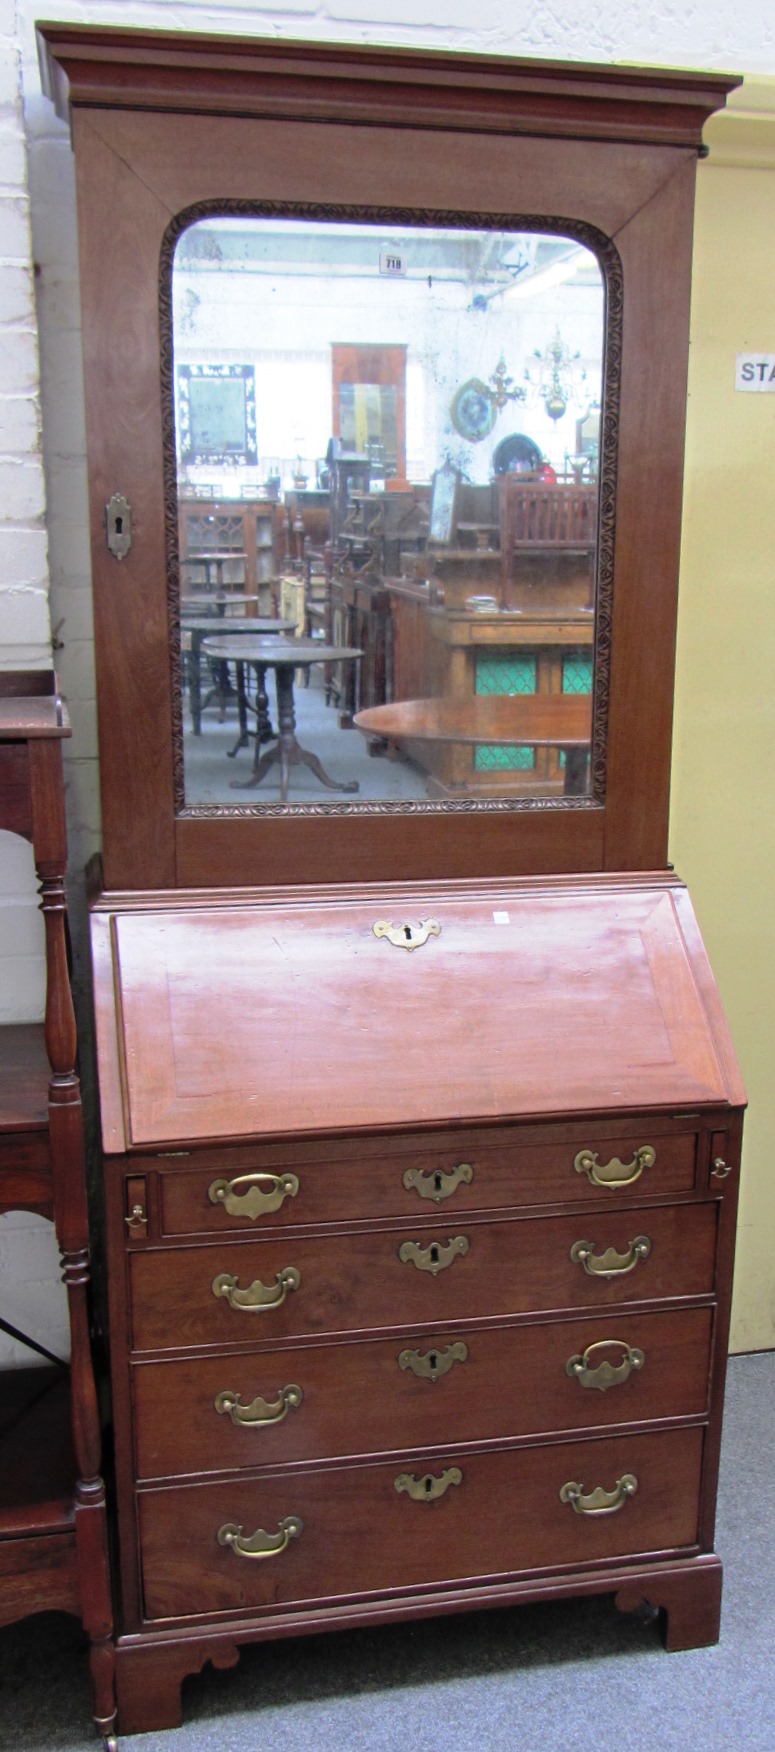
38 26 737 891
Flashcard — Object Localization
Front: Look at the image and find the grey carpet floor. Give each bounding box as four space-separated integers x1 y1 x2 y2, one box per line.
1 1350 773 1752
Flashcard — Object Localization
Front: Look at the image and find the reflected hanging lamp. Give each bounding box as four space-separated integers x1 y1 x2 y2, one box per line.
525 328 587 421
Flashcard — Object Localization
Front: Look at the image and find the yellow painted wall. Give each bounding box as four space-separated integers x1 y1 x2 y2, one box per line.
671 81 775 1352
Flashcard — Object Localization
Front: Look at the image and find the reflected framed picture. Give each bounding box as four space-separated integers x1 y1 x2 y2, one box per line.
177 364 258 467
428 462 461 545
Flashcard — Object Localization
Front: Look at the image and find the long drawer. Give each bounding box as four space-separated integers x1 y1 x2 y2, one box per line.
133 1305 713 1480
137 1425 705 1621
153 1124 700 1237
129 1202 718 1352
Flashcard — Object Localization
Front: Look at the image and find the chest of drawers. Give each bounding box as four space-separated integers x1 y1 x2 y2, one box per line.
90 873 744 1733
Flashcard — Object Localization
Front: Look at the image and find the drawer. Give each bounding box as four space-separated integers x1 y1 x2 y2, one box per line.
155 1125 700 1237
137 1424 705 1621
129 1202 718 1353
133 1305 713 1480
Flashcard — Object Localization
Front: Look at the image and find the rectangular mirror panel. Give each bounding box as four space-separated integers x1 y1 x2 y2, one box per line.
172 218 605 813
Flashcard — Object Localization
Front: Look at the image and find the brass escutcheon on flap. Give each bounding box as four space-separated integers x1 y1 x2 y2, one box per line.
570 1236 651 1279
565 1339 645 1391
398 1236 470 1275
560 1474 638 1516
399 1342 468 1382
395 1467 462 1502
217 1515 303 1559
574 1145 656 1189
373 919 441 951
211 1266 301 1310
208 1171 299 1221
214 1385 303 1426
403 1163 473 1203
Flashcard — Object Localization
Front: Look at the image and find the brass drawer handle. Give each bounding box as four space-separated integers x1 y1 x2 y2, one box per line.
565 1339 645 1391
399 1342 468 1381
395 1467 462 1502
403 1163 473 1203
373 919 441 951
560 1474 638 1516
570 1236 651 1278
398 1236 470 1275
712 1157 733 1180
212 1267 301 1310
208 1171 299 1220
214 1385 303 1426
217 1515 303 1559
574 1146 656 1189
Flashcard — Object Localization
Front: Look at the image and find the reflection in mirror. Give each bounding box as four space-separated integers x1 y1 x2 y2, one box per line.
172 219 605 810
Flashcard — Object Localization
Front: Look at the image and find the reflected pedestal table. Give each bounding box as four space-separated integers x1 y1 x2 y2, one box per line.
354 694 593 796
202 635 363 803
180 550 248 593
183 616 295 736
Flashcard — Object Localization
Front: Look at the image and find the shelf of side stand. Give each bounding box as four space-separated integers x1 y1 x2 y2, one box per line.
0 1025 80 1622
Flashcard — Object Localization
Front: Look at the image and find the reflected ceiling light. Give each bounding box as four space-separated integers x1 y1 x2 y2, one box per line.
525 328 587 422
488 356 527 411
508 247 590 301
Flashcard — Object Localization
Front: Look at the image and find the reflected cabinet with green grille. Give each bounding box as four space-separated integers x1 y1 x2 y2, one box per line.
474 647 593 777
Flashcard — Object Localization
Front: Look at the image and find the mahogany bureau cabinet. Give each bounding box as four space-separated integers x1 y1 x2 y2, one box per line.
89 873 744 1733
36 24 744 1736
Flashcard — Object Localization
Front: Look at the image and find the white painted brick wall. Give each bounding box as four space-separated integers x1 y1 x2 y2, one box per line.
2 0 774 1364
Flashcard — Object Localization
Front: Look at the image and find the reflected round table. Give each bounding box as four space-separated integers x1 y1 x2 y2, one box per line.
353 694 593 796
183 616 295 735
202 635 363 803
180 550 248 593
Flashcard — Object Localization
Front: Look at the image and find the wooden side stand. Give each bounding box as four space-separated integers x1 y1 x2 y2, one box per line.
0 671 116 1749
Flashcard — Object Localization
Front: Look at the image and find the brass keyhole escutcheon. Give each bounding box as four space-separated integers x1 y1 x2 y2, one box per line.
398 1236 470 1275
395 1467 462 1502
373 919 442 952
399 1342 468 1382
403 1162 473 1203
105 491 132 560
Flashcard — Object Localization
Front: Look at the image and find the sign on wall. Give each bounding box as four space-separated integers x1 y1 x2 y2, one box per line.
735 354 775 392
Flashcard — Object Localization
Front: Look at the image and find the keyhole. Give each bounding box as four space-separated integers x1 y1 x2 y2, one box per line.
424 1476 433 1495
430 1244 439 1265
428 1352 438 1372
434 1171 443 1193
114 515 123 535
404 925 413 941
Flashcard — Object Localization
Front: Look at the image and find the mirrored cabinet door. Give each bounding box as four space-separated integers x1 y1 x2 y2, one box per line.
37 27 738 889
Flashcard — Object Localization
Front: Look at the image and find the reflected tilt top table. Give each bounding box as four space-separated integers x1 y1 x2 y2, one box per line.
354 694 593 796
202 634 363 803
